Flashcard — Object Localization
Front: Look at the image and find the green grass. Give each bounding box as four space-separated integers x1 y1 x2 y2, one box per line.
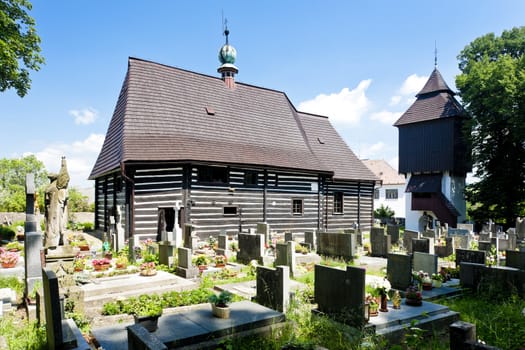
0 314 47 349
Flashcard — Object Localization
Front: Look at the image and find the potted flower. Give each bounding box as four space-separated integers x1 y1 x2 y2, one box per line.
421 273 433 290
370 277 391 312
405 285 423 306
208 290 233 319
6 241 23 252
132 301 163 332
431 273 444 288
92 258 111 271
73 254 87 272
139 261 157 276
214 255 227 268
115 254 129 269
0 251 19 268
194 255 209 271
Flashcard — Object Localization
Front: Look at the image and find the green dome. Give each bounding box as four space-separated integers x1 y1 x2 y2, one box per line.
218 44 236 65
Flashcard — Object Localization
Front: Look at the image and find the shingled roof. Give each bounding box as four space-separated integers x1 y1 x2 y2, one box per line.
393 68 464 126
297 112 378 182
362 159 404 185
91 57 371 180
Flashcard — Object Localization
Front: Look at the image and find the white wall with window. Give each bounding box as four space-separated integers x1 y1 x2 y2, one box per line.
373 184 406 220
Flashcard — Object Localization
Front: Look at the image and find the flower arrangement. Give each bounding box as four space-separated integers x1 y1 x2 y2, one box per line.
208 290 233 308
115 254 129 268
0 251 19 266
73 254 87 271
431 273 444 282
365 293 378 307
412 270 425 284
215 255 227 266
92 258 111 266
370 277 391 296
194 255 209 267
405 285 423 303
140 262 156 274
6 241 23 252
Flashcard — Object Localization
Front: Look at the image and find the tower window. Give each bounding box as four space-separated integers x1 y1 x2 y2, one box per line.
223 206 238 215
244 170 258 186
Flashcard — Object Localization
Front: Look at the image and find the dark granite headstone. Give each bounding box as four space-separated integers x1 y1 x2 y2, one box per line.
505 250 525 270
386 224 400 244
413 252 438 275
304 231 316 251
387 253 412 291
477 241 492 252
255 266 290 312
284 232 294 243
456 249 486 267
314 265 365 326
370 227 391 258
412 238 430 254
317 232 357 260
183 224 197 250
237 233 264 264
435 237 453 258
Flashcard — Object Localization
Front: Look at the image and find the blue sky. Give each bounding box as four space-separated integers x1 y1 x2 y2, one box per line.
2 1 524 189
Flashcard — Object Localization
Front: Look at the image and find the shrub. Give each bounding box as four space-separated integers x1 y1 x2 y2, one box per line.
0 225 16 241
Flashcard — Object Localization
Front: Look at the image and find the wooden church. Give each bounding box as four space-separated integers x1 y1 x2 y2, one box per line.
89 29 378 241
394 66 471 231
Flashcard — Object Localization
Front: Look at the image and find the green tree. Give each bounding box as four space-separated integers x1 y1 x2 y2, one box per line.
68 187 92 212
456 26 525 226
374 204 395 224
0 0 44 97
0 155 48 212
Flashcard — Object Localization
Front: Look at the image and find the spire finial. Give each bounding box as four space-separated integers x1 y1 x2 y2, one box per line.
434 41 438 68
223 18 229 45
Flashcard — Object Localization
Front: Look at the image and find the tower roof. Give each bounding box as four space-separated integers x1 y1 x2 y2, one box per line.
394 68 464 126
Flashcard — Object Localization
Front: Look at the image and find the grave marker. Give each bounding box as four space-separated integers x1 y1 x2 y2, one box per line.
403 230 419 253
386 224 400 245
456 249 486 267
314 265 365 326
370 227 391 257
237 233 264 264
317 232 357 260
175 247 198 278
387 253 412 291
255 266 290 312
24 174 43 299
413 252 438 275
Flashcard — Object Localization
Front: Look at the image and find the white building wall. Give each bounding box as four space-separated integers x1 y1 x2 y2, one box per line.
442 172 467 224
373 183 406 219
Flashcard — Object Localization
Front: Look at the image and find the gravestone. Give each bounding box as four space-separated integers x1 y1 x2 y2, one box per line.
413 252 438 275
175 247 198 278
256 222 270 244
275 242 296 277
284 232 294 243
24 174 43 298
457 223 474 233
403 230 419 253
42 268 89 349
314 265 366 326
456 249 486 267
451 234 470 250
422 230 435 239
491 233 516 251
516 217 525 240
386 224 400 245
304 231 316 251
317 232 357 260
255 265 290 312
114 205 126 251
158 241 176 267
387 253 412 291
128 324 167 350
215 234 232 259
183 224 197 250
477 241 492 252
412 238 430 254
505 250 525 270
237 233 264 264
435 237 453 258
478 232 490 242
370 227 391 258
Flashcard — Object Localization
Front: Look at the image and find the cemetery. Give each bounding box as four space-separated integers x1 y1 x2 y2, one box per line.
1 177 525 349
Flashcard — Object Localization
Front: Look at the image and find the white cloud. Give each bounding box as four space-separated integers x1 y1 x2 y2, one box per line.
370 110 402 124
298 79 372 125
358 142 386 159
25 133 105 188
399 74 428 96
390 95 402 106
69 108 98 125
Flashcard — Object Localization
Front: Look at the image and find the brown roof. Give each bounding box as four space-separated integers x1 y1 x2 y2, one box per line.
394 68 464 127
362 159 405 185
91 57 370 179
298 112 378 182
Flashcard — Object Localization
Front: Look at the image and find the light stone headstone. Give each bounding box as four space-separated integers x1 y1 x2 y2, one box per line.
215 234 232 260
413 252 438 275
175 247 198 279
183 224 197 250
256 222 270 243
516 217 525 240
158 241 176 267
403 230 419 253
